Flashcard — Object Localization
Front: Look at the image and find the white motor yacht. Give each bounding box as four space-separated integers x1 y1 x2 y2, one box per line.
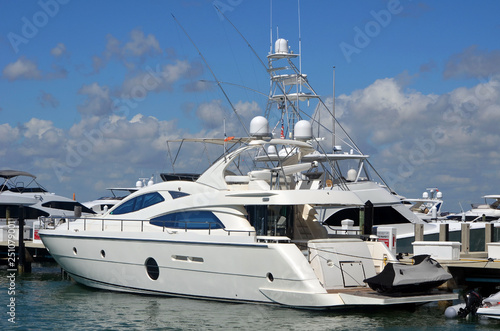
0 169 94 240
39 120 456 309
402 188 445 222
447 195 500 222
39 17 456 308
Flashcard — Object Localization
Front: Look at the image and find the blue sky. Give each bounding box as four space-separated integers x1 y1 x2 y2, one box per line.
1 0 500 212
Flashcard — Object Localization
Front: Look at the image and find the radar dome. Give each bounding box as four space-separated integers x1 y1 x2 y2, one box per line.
422 192 429 199
275 38 288 54
249 116 270 138
347 169 357 181
436 191 443 199
267 145 277 155
294 120 312 141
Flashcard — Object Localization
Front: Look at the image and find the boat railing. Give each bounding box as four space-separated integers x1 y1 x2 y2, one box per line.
39 216 256 236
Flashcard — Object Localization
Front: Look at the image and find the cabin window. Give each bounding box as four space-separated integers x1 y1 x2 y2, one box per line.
246 205 293 237
169 191 190 199
145 257 159 280
111 192 165 215
150 211 224 229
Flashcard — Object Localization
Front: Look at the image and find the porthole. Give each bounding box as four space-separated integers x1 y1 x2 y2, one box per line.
266 272 274 282
145 257 160 280
72 247 77 255
100 250 106 258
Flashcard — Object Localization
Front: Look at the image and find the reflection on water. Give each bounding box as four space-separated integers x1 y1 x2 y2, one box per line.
0 263 495 330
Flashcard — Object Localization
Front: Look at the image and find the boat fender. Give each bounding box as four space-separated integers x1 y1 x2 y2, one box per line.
445 303 466 318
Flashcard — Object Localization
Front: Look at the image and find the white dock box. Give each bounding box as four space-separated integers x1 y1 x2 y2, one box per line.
487 242 500 260
376 227 397 255
412 241 461 260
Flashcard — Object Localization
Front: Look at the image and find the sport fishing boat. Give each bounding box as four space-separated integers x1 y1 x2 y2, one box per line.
261 36 422 231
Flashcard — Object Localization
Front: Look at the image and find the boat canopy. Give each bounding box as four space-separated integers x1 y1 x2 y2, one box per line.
0 170 36 179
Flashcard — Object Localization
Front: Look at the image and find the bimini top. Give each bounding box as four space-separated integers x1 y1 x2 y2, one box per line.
0 170 36 179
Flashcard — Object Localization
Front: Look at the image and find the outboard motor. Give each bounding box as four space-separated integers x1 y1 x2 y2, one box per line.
457 291 483 318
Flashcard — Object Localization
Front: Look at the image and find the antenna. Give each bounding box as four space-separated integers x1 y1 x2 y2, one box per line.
298 0 302 92
171 14 250 137
270 0 273 54
332 66 336 150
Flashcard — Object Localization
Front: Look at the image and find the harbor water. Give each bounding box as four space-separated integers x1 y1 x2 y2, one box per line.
1 263 497 330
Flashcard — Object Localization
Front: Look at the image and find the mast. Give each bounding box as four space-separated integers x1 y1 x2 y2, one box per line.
298 0 302 93
269 0 273 55
332 66 336 150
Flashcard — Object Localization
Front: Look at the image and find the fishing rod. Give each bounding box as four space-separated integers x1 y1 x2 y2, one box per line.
171 14 250 138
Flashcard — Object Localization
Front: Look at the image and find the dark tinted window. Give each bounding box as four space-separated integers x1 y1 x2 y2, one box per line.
41 201 95 214
111 192 164 215
150 211 224 229
169 191 189 199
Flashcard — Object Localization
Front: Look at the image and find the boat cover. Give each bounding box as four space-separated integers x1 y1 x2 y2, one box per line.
364 255 452 294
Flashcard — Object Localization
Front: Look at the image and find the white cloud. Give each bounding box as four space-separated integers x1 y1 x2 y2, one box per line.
123 29 161 57
196 100 226 130
0 124 20 156
444 45 500 80
119 60 194 99
51 43 68 58
2 73 499 210
77 82 113 116
38 91 60 108
91 28 162 73
2 57 42 81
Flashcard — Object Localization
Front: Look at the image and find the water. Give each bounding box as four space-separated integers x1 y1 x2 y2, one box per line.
1 263 498 330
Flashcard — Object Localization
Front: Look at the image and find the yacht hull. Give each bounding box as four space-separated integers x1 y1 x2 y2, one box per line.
40 231 456 309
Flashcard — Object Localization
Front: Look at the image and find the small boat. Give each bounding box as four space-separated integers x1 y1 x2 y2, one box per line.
477 291 500 320
446 195 500 222
446 290 500 320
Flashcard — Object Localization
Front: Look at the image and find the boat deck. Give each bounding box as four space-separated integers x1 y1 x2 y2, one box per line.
326 286 457 306
327 286 447 297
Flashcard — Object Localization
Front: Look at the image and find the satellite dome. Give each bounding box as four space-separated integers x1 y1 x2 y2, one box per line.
275 38 288 54
294 120 312 141
249 116 270 138
267 145 277 155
